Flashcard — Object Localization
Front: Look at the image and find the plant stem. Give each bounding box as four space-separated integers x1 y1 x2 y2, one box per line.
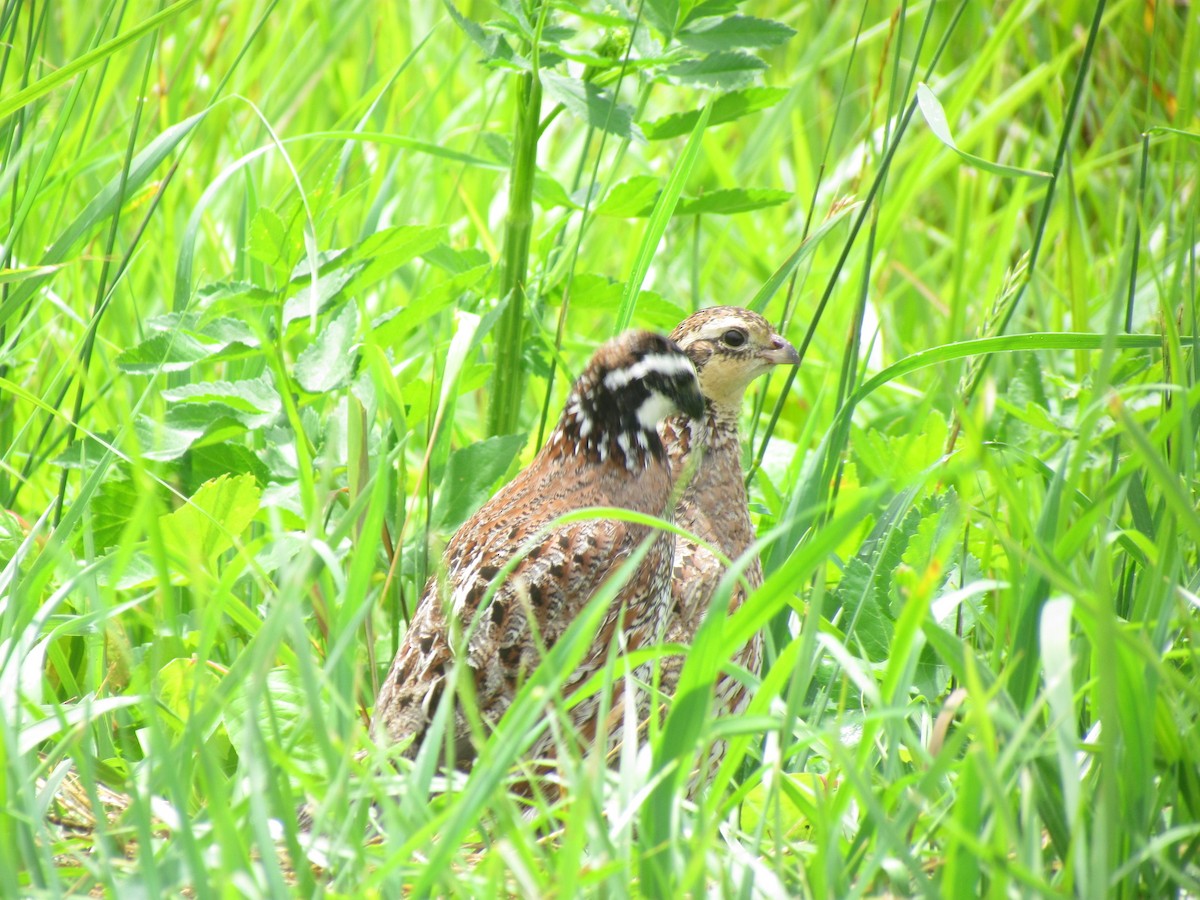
486 67 542 437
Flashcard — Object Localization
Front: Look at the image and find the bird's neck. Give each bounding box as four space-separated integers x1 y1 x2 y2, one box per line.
663 399 743 468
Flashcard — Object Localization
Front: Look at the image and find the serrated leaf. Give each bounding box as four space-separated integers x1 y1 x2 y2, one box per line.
116 313 259 374
681 0 739 25
162 374 280 418
642 0 680 36
115 331 220 374
294 302 358 393
87 477 143 554
159 473 261 563
433 433 528 530
372 264 490 344
676 187 791 215
666 51 767 89
224 668 324 773
916 83 1051 180
642 86 789 140
679 15 796 52
281 262 366 326
183 443 271 492
595 180 789 218
541 72 645 143
443 0 517 65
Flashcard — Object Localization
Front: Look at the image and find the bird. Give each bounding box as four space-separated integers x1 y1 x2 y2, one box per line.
657 307 799 760
371 329 706 768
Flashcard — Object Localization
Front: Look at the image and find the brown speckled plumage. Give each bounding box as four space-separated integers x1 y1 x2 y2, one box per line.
371 330 704 767
659 307 799 756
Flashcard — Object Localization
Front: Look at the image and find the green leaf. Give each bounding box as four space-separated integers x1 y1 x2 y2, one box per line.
681 0 739 25
372 264 491 344
642 86 788 140
223 669 325 774
116 331 223 374
594 176 661 217
665 51 767 89
159 473 262 563
87 477 143 554
541 72 645 143
433 433 528 530
294 302 359 393
675 187 791 215
916 83 1051 180
595 179 787 219
116 314 259 374
182 442 271 492
679 15 796 52
161 374 281 422
248 207 302 276
442 0 517 66
642 0 680 37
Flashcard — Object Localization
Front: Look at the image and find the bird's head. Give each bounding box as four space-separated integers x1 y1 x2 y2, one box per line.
669 307 799 417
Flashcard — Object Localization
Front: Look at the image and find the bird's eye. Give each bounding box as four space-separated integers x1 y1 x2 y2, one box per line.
722 329 747 348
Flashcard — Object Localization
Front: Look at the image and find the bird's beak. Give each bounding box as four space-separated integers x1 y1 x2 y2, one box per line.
761 334 800 366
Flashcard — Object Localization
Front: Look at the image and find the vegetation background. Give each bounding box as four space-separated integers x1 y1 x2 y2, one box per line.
1 0 1197 895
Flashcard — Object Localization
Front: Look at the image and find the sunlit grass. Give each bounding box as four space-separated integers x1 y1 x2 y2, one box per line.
1 0 1198 895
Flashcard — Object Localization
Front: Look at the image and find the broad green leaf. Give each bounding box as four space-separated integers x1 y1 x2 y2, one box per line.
442 0 517 66
373 264 490 344
642 0 680 37
183 443 271 492
294 302 359 393
596 182 787 219
681 0 739 25
159 473 262 563
248 207 301 276
676 187 791 215
541 72 645 143
86 478 143 555
116 314 259 373
116 332 223 374
433 433 528 530
594 176 661 217
642 86 789 140
679 15 796 52
916 83 1051 180
161 375 281 421
223 668 324 772
665 51 767 90
137 405 247 461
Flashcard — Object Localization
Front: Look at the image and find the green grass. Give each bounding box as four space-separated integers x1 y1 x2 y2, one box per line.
2 0 1198 895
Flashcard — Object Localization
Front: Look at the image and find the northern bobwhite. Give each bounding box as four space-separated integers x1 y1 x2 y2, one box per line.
658 307 799 745
371 330 705 767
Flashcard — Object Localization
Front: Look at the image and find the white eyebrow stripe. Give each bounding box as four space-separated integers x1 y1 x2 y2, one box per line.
602 353 695 390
